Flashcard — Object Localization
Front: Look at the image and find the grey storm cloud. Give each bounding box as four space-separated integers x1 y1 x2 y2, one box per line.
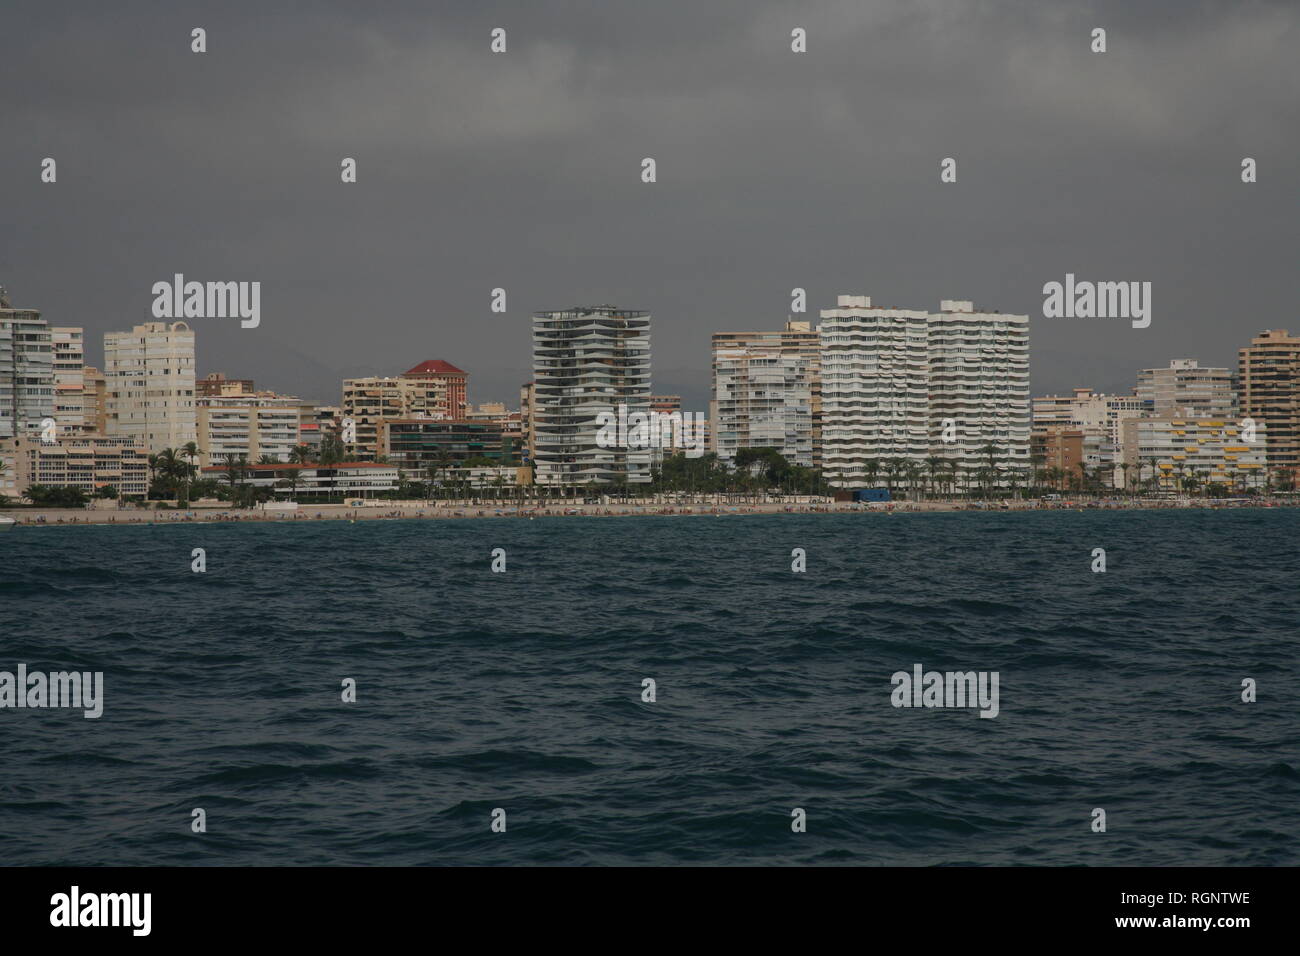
2 0 1296 410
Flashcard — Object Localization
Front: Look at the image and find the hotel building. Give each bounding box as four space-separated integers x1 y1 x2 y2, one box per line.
1237 329 1300 481
104 321 197 454
531 305 653 486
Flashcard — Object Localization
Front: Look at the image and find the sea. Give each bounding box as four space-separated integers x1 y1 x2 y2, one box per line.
1 510 1297 865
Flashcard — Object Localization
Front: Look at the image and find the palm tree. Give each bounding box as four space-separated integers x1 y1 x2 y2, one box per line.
925 456 943 500
275 467 302 500
864 459 881 491
288 444 314 465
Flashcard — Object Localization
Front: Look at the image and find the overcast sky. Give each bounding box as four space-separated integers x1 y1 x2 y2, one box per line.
3 0 1296 411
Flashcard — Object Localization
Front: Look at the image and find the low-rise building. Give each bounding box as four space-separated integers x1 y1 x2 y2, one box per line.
5 434 149 497
200 461 400 497
1122 416 1268 491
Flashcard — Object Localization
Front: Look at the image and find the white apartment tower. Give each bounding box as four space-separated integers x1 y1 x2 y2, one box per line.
104 321 198 453
818 295 930 485
532 305 652 486
818 295 1030 488
0 287 54 443
929 299 1031 482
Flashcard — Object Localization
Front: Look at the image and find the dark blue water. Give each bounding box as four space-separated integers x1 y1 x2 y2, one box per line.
1 511 1297 865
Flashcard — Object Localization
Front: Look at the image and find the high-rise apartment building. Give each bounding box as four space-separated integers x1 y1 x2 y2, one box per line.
81 366 108 434
711 320 821 465
818 295 1029 489
1134 359 1235 418
711 349 813 467
0 287 54 444
818 295 931 486
52 327 93 437
532 305 652 486
1237 329 1300 481
104 321 197 453
927 299 1031 483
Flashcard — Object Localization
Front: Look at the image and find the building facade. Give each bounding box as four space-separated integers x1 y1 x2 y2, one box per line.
711 348 813 467
1122 416 1267 492
197 393 304 467
531 305 653 486
104 321 197 453
1134 359 1235 418
341 375 448 461
818 296 930 486
1237 329 1299 481
0 288 54 443
7 434 149 497
712 320 821 465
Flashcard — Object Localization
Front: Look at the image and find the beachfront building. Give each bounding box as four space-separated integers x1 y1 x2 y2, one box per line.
531 305 653 487
1134 359 1235 418
81 366 108 435
52 327 95 437
0 287 54 444
818 296 930 487
1121 416 1268 493
1032 387 1144 488
299 404 341 457
1237 329 1300 483
401 360 468 420
927 299 1031 487
383 418 522 470
711 320 822 465
197 392 305 467
341 375 448 461
199 461 400 498
6 434 149 497
711 348 813 467
103 321 197 454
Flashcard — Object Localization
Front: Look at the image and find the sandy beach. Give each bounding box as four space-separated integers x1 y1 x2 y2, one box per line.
4 496 1296 528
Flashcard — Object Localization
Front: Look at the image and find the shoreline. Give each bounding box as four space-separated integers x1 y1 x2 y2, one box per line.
4 498 1297 528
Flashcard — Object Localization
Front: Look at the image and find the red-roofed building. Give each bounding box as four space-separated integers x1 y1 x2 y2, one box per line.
402 360 468 419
